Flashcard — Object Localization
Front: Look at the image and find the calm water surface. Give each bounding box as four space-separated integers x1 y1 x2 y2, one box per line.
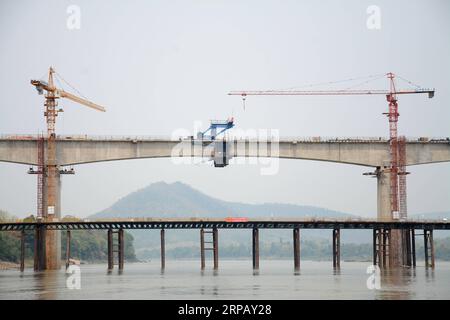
1 260 449 299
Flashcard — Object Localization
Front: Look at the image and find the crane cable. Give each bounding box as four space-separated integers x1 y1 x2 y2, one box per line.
343 74 386 90
236 73 429 111
271 73 386 91
396 75 425 90
54 70 89 101
238 73 386 110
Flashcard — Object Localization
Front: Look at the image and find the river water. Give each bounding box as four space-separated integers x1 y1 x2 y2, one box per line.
0 260 449 299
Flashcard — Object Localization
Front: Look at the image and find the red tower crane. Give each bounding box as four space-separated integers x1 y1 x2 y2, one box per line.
228 73 434 220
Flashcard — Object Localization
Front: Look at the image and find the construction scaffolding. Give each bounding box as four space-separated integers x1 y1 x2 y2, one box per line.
398 136 408 220
28 135 46 219
37 135 45 219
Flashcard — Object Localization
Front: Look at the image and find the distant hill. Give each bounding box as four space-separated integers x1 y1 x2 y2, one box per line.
410 212 450 220
91 182 367 259
93 181 353 219
90 181 449 260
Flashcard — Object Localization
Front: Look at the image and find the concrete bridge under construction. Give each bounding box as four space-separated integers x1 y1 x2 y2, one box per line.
0 135 450 270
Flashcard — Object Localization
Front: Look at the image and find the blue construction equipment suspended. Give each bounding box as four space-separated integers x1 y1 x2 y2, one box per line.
197 117 234 140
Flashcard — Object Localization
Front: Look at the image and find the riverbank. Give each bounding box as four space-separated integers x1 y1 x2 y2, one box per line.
0 261 19 270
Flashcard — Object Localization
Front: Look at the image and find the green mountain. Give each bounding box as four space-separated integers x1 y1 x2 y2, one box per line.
91 181 450 261
3 183 449 264
91 182 371 260
94 181 353 219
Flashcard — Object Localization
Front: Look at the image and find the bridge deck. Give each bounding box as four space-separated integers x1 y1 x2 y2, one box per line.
1 218 449 231
2 134 449 143
1 135 449 167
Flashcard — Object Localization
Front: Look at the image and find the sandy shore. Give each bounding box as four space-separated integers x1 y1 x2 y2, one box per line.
0 261 20 270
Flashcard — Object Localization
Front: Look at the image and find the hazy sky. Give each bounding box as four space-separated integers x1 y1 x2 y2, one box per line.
0 0 449 218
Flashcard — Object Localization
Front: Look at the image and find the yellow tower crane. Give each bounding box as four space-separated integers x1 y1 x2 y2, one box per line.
30 66 105 270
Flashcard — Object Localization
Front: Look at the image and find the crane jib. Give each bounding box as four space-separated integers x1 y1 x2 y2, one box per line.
228 89 434 97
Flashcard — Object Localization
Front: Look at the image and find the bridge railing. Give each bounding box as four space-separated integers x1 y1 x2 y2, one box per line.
3 216 448 224
1 134 449 144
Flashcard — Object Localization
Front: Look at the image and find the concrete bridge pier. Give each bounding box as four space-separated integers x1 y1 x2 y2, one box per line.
332 228 340 269
401 229 416 267
160 229 165 270
293 228 300 271
411 229 416 267
252 228 259 270
34 224 46 271
65 230 71 269
118 229 124 270
212 227 218 270
389 231 403 267
107 229 113 270
20 230 25 272
376 167 402 268
33 169 62 271
424 229 435 268
200 228 205 270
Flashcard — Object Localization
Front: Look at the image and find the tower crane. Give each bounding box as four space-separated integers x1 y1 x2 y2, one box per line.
31 66 105 138
228 73 434 221
30 66 106 221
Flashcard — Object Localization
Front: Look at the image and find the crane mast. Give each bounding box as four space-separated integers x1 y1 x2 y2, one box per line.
30 66 106 220
386 72 400 219
30 66 106 270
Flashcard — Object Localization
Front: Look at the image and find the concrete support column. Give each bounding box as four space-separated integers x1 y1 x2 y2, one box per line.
118 229 124 271
373 229 379 266
160 229 165 270
65 230 71 269
411 229 416 267
107 229 113 270
377 167 391 220
424 229 435 269
213 228 218 270
252 228 259 270
424 229 429 268
332 228 340 269
389 230 402 267
402 228 416 268
376 168 402 267
403 229 412 267
34 225 46 271
200 228 205 270
43 169 61 270
430 230 435 268
20 230 25 272
382 229 391 268
293 228 300 271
